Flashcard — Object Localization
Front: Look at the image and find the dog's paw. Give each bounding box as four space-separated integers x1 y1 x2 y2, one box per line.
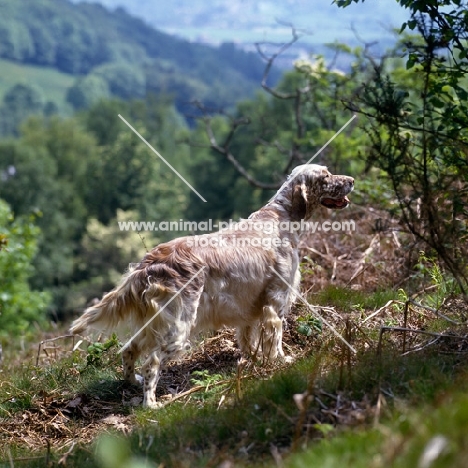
134 374 144 385
143 399 163 409
282 355 295 364
126 374 144 386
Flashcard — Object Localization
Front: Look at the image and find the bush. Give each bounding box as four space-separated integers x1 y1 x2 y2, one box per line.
0 199 50 340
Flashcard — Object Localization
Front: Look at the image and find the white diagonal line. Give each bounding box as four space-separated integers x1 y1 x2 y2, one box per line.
118 114 207 203
268 114 357 203
305 114 357 165
119 266 206 353
269 266 357 353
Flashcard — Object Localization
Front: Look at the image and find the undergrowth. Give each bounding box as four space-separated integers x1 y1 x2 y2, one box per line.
309 285 399 313
1 285 467 467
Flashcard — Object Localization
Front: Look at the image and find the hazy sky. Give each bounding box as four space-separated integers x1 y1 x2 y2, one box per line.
72 0 409 45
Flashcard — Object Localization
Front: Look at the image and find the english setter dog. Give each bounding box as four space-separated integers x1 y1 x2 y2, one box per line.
70 164 354 408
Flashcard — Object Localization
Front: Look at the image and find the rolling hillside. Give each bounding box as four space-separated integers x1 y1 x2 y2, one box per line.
0 59 75 115
0 0 280 119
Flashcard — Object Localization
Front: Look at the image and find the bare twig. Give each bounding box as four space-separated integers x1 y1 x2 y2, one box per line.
348 234 380 284
255 28 301 99
409 299 460 325
58 441 76 466
202 113 281 190
361 300 403 324
377 326 466 355
36 335 76 366
401 336 442 356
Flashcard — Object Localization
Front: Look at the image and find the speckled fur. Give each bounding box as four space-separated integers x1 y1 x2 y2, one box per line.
70 164 354 408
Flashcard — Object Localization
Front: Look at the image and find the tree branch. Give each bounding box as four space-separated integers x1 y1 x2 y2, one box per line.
202 116 281 190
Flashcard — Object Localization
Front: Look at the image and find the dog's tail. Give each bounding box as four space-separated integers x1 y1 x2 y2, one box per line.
69 265 171 335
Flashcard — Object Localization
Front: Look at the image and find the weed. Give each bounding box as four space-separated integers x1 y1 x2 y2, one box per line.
300 256 322 277
190 370 229 401
190 370 225 387
415 251 457 309
296 315 322 337
86 334 119 367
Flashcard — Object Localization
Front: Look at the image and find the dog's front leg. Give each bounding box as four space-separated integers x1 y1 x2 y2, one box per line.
262 306 294 364
142 351 161 408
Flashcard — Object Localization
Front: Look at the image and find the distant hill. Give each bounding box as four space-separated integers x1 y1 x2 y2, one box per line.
0 0 280 120
0 59 75 114
71 0 409 59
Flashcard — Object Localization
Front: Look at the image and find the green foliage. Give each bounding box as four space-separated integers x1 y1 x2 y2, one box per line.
97 436 147 468
289 392 468 468
0 58 75 115
92 62 146 100
0 83 50 136
339 0 468 292
190 370 225 387
190 370 228 401
86 334 119 367
297 315 323 337
0 96 191 314
3 83 44 113
310 285 399 313
80 98 191 225
0 350 122 418
0 199 50 339
415 251 458 309
0 17 34 61
69 210 156 311
0 117 96 296
66 75 110 110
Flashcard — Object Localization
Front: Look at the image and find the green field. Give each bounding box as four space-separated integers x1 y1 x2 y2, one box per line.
0 58 75 114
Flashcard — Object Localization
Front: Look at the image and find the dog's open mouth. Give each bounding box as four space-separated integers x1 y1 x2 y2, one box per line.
320 196 350 209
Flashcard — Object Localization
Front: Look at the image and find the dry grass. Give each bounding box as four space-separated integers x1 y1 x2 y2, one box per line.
299 204 417 292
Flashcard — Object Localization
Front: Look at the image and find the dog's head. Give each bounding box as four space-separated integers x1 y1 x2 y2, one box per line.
284 164 354 220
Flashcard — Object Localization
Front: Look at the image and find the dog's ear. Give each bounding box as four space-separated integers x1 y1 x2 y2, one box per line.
291 183 308 220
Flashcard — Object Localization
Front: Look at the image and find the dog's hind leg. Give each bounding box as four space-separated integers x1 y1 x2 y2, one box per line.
122 341 143 385
236 325 257 358
142 351 162 408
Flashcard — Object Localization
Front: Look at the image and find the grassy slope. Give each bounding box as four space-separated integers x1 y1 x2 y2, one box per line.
1 288 467 467
0 59 75 114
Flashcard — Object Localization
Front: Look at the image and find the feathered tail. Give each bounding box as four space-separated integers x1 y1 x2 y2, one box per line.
69 266 160 335
70 241 205 338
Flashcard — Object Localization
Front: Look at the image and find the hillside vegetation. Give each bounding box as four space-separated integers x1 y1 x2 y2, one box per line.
0 0 468 466
0 0 278 129
0 58 75 114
